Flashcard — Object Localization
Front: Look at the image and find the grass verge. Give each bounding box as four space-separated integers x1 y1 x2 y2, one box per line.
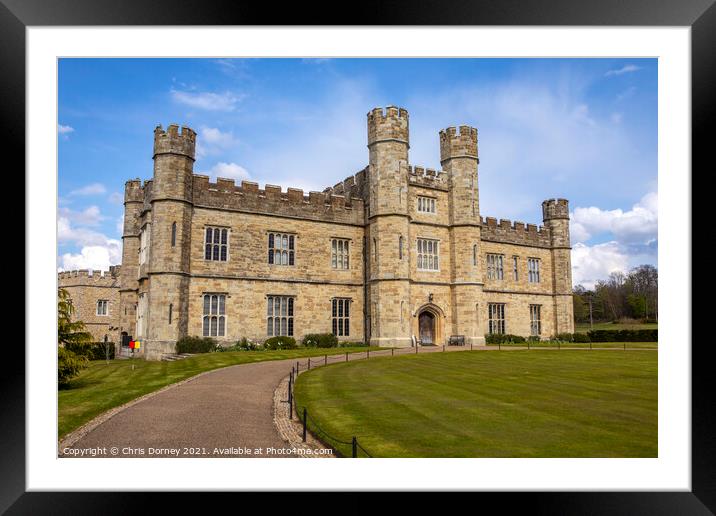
294 349 657 458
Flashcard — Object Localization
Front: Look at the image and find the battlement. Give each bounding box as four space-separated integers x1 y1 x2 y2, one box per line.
408 165 448 190
481 216 551 247
124 178 144 203
439 125 478 162
323 168 369 200
58 266 122 286
367 106 409 146
542 198 570 220
191 175 365 225
153 123 196 159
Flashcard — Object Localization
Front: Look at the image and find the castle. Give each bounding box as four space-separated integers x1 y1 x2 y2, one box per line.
109 106 573 360
58 265 122 343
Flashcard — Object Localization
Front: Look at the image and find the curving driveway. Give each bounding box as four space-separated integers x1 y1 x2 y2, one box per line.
62 358 298 458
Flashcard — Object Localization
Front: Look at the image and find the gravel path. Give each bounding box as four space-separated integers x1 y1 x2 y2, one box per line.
61 358 299 458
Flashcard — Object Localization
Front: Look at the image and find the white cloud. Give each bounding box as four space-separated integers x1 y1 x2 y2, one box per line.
198 162 251 183
570 191 657 245
571 241 630 289
605 64 641 77
58 205 104 226
108 192 124 204
69 183 106 196
116 216 124 237
58 124 74 135
58 216 122 271
195 126 240 159
170 89 244 111
59 243 122 272
610 112 623 124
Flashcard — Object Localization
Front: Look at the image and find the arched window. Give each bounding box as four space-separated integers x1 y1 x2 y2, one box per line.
473 244 477 266
399 236 404 260
171 222 177 247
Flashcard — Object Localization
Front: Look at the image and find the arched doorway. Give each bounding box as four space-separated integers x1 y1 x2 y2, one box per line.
418 310 436 345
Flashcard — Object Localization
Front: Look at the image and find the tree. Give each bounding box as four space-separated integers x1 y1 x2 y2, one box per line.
58 288 92 385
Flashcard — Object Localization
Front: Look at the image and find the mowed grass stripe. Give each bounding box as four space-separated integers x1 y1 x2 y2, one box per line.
293 350 657 458
58 346 379 439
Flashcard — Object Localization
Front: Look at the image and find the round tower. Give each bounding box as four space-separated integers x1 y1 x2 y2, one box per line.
441 125 483 345
145 124 196 359
118 178 143 343
366 106 411 347
542 198 574 334
440 125 479 224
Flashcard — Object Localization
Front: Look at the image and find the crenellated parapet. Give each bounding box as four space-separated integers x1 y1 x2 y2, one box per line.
153 124 196 160
481 216 552 248
192 176 365 225
440 125 478 162
542 198 570 220
58 266 122 287
323 167 370 201
124 178 144 203
408 165 448 190
367 106 409 146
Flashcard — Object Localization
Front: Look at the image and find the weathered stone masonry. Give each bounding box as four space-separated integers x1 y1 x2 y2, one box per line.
58 266 122 344
119 107 574 360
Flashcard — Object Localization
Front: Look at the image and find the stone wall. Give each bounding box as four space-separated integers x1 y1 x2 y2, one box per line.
58 267 121 343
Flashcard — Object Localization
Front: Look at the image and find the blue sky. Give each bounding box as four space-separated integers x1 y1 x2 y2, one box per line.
58 58 657 288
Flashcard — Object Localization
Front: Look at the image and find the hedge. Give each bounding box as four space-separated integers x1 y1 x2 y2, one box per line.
65 341 115 360
302 333 338 348
264 336 297 350
485 334 526 345
176 336 217 354
587 329 657 342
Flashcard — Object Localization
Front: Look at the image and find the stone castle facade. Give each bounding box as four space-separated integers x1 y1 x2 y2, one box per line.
58 266 122 343
117 106 574 360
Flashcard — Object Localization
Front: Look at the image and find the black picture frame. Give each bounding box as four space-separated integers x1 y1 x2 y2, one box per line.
6 0 707 512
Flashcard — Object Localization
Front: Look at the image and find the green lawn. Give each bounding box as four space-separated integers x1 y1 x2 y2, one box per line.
58 346 377 439
575 321 658 332
498 341 657 349
294 350 657 458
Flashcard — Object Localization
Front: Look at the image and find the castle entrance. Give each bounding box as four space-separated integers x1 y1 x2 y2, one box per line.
418 311 435 345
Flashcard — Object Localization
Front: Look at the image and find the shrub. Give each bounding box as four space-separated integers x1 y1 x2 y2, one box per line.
555 332 575 342
176 336 217 354
338 341 368 348
66 341 115 360
485 334 526 344
58 346 89 386
572 332 591 343
264 336 297 350
527 336 541 342
587 329 657 342
302 333 339 348
234 337 262 351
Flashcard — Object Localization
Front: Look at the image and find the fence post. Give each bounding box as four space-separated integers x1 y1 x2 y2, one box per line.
624 341 626 350
590 341 592 351
325 354 327 366
296 361 299 373
443 345 445 352
471 343 473 351
416 344 418 354
352 436 357 458
558 340 560 350
498 341 500 351
288 375 293 419
391 348 394 357
346 352 348 362
308 358 311 370
302 408 307 442
527 339 530 350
